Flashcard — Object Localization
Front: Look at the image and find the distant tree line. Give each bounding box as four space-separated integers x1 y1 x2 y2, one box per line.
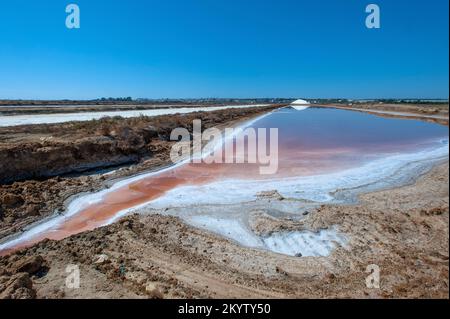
97 97 133 102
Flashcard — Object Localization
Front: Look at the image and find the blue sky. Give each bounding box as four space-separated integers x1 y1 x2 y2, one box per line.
0 0 448 99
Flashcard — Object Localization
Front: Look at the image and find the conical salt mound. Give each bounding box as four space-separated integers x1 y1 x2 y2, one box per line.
291 99 310 105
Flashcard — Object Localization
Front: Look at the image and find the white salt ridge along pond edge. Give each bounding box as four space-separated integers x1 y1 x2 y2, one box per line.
145 139 449 208
0 104 269 127
186 215 347 257
263 229 347 257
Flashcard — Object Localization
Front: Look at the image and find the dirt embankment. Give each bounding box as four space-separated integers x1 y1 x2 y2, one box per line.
319 103 449 126
0 105 281 240
0 163 447 299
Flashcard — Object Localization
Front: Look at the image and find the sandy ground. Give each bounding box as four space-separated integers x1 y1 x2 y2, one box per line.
0 103 448 299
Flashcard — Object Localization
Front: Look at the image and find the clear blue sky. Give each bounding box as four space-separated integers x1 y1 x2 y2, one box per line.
0 0 448 99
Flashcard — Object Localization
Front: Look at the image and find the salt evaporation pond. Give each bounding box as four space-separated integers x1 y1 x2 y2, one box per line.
0 107 448 256
0 104 268 127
